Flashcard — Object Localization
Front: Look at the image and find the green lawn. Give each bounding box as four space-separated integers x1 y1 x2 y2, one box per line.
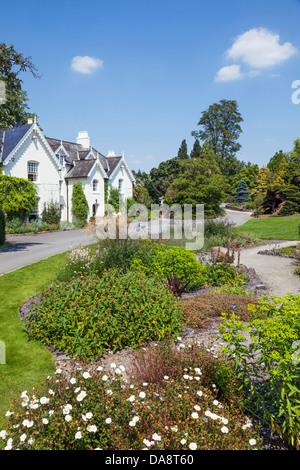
236 215 300 241
0 252 67 428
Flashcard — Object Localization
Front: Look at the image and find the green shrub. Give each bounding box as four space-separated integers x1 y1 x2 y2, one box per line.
25 270 184 359
219 294 300 449
0 208 5 245
131 242 206 291
0 349 262 450
71 183 89 222
41 200 61 225
203 261 248 288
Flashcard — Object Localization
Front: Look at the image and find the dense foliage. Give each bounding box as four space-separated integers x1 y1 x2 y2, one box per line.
71 183 89 222
25 270 184 358
41 199 61 225
0 175 37 220
0 207 5 245
219 294 300 449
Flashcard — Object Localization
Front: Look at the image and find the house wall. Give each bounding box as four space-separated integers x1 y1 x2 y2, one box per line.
67 166 105 222
2 133 61 218
109 161 133 200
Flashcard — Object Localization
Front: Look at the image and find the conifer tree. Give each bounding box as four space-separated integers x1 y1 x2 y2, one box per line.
177 139 189 160
190 139 202 159
235 179 249 204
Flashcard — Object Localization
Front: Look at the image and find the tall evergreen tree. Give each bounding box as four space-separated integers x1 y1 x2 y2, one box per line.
235 179 249 204
190 139 202 159
177 139 189 160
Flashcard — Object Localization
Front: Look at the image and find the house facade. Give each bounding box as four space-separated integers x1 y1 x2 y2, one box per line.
0 119 135 222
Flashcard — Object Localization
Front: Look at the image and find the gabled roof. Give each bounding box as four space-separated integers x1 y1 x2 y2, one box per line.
64 159 96 179
106 156 122 177
0 125 32 163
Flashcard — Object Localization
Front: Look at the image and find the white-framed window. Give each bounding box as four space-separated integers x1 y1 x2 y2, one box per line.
118 178 123 192
27 161 39 182
93 179 99 192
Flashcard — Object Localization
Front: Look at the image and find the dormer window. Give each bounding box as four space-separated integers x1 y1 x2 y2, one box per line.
93 179 99 193
27 161 39 182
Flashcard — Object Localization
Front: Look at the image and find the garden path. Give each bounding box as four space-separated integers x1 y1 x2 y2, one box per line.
236 241 300 297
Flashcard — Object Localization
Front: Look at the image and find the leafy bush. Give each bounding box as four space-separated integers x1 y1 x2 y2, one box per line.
25 270 184 359
219 294 300 449
183 293 257 329
131 242 206 291
41 199 61 225
0 352 262 450
71 182 88 222
0 208 5 245
202 261 248 288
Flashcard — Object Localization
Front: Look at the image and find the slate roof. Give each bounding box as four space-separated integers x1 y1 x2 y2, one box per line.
64 159 96 179
0 125 32 163
0 125 134 183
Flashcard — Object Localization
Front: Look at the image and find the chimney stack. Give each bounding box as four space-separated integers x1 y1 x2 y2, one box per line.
76 131 90 149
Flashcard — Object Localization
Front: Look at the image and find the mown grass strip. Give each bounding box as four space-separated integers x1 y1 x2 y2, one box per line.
235 215 300 241
0 252 67 427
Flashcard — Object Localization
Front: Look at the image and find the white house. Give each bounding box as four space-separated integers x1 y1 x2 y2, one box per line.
0 119 135 222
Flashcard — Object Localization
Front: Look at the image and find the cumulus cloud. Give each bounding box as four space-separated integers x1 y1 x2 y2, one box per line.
214 64 243 82
71 55 103 74
226 27 297 69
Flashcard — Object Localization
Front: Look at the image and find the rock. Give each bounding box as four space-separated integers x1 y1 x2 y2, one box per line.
211 246 235 263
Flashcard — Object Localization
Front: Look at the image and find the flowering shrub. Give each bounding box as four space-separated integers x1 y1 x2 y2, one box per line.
56 246 98 282
0 354 262 450
202 261 248 288
219 294 300 449
25 270 184 359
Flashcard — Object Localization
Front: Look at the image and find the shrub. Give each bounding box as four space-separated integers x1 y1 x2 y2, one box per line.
202 261 248 288
219 294 300 449
41 199 61 225
25 270 184 359
0 355 262 450
131 243 207 292
0 208 5 245
71 183 88 222
183 293 257 329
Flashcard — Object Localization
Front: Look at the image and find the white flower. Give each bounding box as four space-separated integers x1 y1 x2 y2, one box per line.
21 391 28 398
129 421 136 427
106 389 113 395
105 418 112 424
119 365 125 372
189 442 197 450
197 390 203 397
213 400 219 406
75 387 81 393
65 415 72 422
20 434 27 442
75 431 82 440
163 376 169 380
132 416 139 423
49 410 54 416
180 438 187 445
86 412 93 420
152 433 161 441
22 419 33 428
139 392 146 399
28 438 35 445
5 411 14 417
48 389 55 395
40 397 50 404
55 368 62 374
87 425 97 433
42 418 49 425
115 368 122 375
70 378 76 384
76 391 87 402
102 375 108 381
194 405 201 411
128 395 135 402
110 363 116 369
221 417 228 425
83 372 91 379
143 438 152 447
97 366 103 371
171 426 178 432
191 412 199 419
143 383 148 387
249 439 257 446
221 426 229 433
0 430 7 439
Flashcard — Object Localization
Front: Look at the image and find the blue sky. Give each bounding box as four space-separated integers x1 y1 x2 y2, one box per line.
1 0 300 172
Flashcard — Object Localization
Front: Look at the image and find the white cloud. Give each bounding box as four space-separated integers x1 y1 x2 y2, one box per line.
214 64 243 82
71 56 103 74
226 27 297 69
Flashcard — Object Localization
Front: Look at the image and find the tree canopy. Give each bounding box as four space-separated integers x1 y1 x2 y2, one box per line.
0 43 40 129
